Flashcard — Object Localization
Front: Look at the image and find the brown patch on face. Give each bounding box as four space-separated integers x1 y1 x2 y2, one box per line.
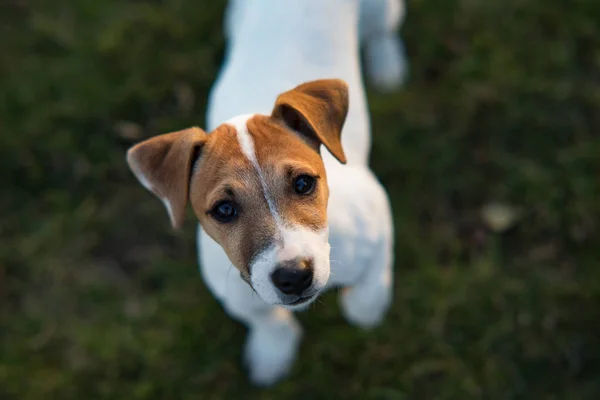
188 124 277 276
247 115 330 232
187 116 330 278
126 79 347 293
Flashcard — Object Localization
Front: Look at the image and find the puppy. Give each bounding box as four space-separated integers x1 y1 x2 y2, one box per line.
126 0 405 386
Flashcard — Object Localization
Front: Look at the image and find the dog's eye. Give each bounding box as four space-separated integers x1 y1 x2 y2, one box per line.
293 175 316 195
210 201 238 223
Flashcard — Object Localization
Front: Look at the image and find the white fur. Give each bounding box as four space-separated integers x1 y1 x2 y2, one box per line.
198 0 401 386
243 307 302 386
226 114 332 306
251 227 331 306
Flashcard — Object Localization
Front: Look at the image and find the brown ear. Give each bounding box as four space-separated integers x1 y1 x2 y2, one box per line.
272 79 349 164
126 127 208 230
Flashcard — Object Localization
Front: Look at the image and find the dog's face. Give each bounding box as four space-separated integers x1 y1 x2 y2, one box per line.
126 79 349 307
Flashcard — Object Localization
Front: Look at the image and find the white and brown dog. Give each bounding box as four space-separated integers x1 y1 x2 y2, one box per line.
126 0 406 386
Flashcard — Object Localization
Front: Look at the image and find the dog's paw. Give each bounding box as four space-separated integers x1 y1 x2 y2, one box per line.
244 315 302 386
339 286 391 329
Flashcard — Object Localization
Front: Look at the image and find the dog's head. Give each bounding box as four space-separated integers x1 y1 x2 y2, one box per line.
126 79 348 307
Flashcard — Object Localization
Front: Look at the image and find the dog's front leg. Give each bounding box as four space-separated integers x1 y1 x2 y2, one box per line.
223 293 303 387
338 191 395 329
339 233 394 329
244 307 302 387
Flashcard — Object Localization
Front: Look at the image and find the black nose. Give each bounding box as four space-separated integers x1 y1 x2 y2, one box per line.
270 258 314 295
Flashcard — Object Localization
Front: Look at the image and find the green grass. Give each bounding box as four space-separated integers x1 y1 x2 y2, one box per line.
2 0 600 398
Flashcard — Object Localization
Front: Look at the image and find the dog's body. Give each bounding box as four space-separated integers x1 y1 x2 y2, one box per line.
127 0 406 387
201 0 402 385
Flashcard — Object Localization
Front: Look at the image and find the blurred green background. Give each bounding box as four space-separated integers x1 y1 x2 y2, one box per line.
2 0 600 398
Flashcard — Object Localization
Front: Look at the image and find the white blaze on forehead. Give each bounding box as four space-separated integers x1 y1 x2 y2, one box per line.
226 114 282 226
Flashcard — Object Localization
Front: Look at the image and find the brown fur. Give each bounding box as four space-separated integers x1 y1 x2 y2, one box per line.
247 115 329 231
126 79 349 276
272 79 349 164
126 127 208 229
189 124 277 275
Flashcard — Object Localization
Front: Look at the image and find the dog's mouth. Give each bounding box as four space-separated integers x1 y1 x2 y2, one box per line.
285 294 315 306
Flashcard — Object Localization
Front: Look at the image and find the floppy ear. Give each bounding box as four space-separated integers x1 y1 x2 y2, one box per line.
126 127 208 230
271 79 349 164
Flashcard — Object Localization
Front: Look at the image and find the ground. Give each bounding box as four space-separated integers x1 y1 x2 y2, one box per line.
2 0 600 398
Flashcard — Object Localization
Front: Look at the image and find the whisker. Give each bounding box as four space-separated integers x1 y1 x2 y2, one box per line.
316 297 325 306
224 263 235 293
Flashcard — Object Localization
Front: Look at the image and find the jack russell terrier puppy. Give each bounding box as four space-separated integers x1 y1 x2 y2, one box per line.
126 0 406 386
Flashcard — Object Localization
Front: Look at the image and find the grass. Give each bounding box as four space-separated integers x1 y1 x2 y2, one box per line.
2 0 600 398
